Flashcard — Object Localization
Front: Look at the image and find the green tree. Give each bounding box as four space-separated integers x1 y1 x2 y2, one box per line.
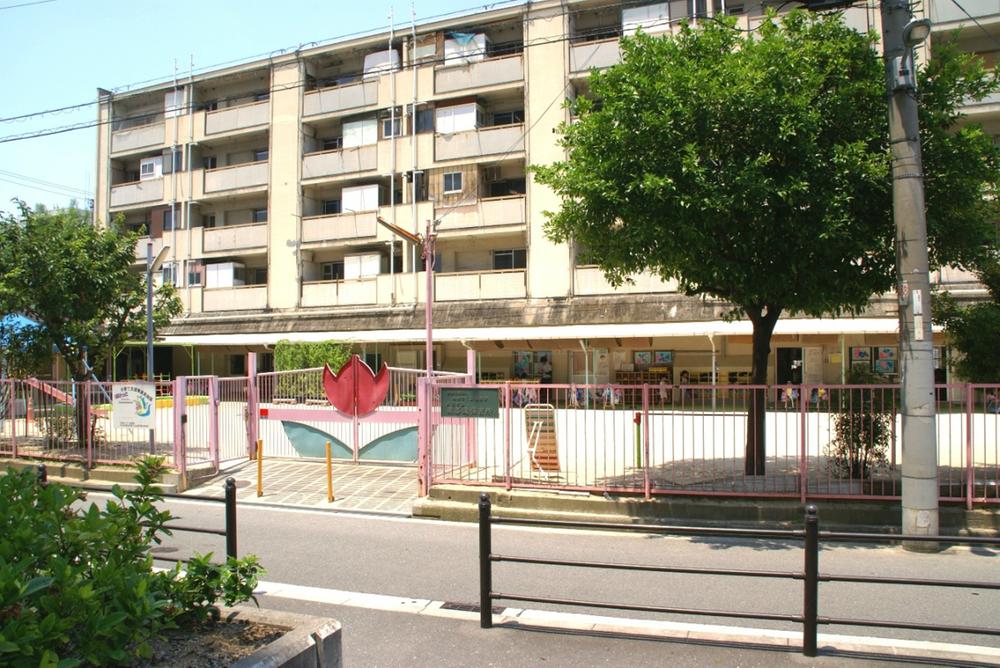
934 261 1000 383
533 13 1000 474
0 202 182 438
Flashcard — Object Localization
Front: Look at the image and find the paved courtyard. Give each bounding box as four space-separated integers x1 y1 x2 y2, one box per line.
186 459 418 515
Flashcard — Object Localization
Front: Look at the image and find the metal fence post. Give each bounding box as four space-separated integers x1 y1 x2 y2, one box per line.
642 384 651 500
225 477 237 560
37 463 47 484
800 384 809 505
479 492 493 629
803 504 819 657
966 384 974 510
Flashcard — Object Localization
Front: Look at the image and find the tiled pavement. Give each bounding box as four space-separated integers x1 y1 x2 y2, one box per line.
185 459 418 515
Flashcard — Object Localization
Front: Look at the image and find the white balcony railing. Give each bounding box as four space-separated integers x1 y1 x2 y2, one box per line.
435 124 524 162
301 211 378 244
932 0 1000 22
570 38 621 73
302 145 378 179
435 195 526 232
435 269 526 301
133 236 164 261
205 100 270 135
303 80 379 117
203 162 268 194
111 178 163 208
202 285 267 311
573 266 677 296
111 122 165 153
301 273 419 307
202 223 268 253
434 54 524 94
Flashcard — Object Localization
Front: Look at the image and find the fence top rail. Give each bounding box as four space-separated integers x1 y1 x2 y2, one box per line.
490 516 805 540
69 484 225 503
820 530 1000 546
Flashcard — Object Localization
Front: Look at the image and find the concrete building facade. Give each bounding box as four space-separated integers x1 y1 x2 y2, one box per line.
95 0 986 391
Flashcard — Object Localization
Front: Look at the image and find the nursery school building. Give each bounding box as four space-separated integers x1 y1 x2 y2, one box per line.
94 0 983 396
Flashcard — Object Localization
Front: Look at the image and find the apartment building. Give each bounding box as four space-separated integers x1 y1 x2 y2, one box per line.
95 0 981 390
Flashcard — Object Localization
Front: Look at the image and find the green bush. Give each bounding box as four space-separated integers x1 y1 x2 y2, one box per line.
273 339 352 401
827 368 895 479
0 458 264 666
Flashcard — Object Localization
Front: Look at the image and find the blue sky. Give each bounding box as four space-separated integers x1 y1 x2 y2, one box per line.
0 0 491 216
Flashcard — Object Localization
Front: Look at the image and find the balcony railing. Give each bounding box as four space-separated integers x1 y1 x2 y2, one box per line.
301 210 378 244
203 162 268 194
573 265 677 296
110 178 163 208
302 145 378 180
569 38 621 73
434 54 524 94
932 0 1000 22
111 121 165 153
205 100 270 135
133 236 164 261
962 89 1000 110
202 223 268 253
435 195 526 232
303 80 379 117
435 124 524 162
203 285 267 311
435 269 526 301
301 273 419 307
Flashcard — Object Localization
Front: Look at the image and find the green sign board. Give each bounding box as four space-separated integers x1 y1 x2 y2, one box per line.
440 387 500 419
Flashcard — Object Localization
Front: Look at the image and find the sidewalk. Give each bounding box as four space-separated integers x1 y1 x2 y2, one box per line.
186 459 417 514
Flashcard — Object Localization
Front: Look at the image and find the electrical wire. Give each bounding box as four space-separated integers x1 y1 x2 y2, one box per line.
946 0 1000 53
0 169 90 197
0 0 55 10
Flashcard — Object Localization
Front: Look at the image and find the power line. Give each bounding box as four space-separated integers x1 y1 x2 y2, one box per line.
946 0 1000 53
0 0 56 10
0 177 89 201
0 169 90 196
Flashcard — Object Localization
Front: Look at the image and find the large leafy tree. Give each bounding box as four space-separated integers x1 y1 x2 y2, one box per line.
934 262 1000 382
0 201 182 383
534 12 1000 474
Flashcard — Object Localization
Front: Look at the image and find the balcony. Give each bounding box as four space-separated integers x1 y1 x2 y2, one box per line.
110 179 163 208
202 223 268 253
435 269 526 301
301 211 378 244
133 236 164 262
111 122 165 154
570 38 621 73
203 285 267 311
434 54 524 94
303 81 379 117
573 266 677 296
204 162 268 194
932 0 1000 22
302 145 377 180
301 273 418 307
435 124 524 162
435 195 526 233
205 100 270 135
962 90 1000 113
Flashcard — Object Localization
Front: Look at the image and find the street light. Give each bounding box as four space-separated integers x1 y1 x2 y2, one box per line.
879 0 938 546
146 240 170 454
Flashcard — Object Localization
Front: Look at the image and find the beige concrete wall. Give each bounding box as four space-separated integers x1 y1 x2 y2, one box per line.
524 3 572 298
95 94 112 225
267 60 304 310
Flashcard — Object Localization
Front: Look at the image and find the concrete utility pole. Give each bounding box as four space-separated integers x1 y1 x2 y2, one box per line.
878 1 937 546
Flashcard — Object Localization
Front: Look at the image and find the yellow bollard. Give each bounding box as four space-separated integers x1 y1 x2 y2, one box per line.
256 439 263 497
326 441 335 502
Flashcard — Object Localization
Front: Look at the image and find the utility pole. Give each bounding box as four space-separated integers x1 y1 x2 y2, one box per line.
879 1 937 547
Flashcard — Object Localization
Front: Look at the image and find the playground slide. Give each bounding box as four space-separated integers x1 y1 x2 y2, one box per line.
23 377 109 417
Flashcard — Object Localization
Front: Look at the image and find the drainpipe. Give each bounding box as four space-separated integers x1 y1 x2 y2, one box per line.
186 56 194 315
171 60 179 291
411 1 419 298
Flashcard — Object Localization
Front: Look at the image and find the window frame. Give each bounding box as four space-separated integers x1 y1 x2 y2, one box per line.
322 261 346 281
443 171 463 194
251 208 268 224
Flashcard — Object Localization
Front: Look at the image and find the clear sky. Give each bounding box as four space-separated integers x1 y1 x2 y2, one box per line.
0 0 495 216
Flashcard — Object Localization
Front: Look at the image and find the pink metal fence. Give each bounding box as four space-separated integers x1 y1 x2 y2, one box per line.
426 382 1000 507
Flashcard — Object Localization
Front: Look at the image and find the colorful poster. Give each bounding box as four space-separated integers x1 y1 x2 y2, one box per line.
851 347 871 361
513 352 532 378
112 382 155 430
874 359 896 374
877 347 896 360
654 350 673 365
634 351 653 367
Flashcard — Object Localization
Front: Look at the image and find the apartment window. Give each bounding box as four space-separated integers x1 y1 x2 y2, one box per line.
383 117 403 138
443 172 463 194
251 208 267 223
249 267 268 284
254 91 270 102
202 214 216 228
253 149 269 162
202 100 219 112
322 261 345 281
187 263 203 286
415 107 434 134
203 156 218 170
322 136 343 151
162 209 174 231
492 110 524 126
140 161 158 180
493 248 526 270
322 199 342 215
161 264 177 286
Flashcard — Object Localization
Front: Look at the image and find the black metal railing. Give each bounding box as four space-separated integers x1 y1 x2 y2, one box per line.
477 493 1000 657
37 464 238 561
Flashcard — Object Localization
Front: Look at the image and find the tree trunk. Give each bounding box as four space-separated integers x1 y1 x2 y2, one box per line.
745 306 781 476
70 364 90 453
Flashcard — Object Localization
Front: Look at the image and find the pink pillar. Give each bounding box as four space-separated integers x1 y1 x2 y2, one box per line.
642 384 651 500
465 348 477 464
504 383 512 491
966 384 974 509
246 352 258 458
208 376 220 473
800 384 809 505
173 377 187 476
417 377 428 496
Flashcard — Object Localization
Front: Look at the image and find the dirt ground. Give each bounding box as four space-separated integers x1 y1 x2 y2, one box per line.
139 619 286 667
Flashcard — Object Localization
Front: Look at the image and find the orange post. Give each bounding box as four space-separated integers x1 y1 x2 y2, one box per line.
326 441 335 502
256 439 263 497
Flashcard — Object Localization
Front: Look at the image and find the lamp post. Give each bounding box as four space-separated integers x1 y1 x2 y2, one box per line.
879 5 938 546
146 240 170 454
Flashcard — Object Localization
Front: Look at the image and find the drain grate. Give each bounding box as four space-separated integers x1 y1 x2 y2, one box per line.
440 601 505 614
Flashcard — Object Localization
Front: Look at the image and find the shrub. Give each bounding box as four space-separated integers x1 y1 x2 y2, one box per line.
827 368 895 479
0 458 264 666
273 339 352 401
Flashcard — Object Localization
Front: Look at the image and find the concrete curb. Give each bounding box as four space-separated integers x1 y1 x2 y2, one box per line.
224 606 342 668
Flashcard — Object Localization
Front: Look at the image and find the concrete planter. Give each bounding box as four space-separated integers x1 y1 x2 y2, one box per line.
225 606 342 668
